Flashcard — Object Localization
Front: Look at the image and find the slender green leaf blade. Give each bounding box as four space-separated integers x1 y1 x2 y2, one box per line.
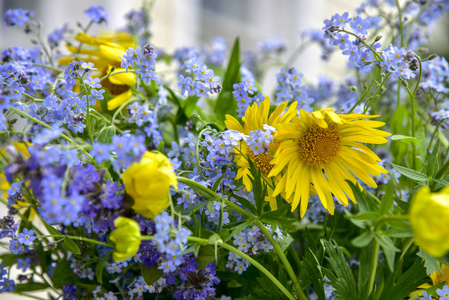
390 162 428 182
63 236 81 255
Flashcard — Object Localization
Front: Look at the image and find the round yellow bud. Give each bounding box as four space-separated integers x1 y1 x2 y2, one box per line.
109 217 141 261
410 186 449 257
122 151 178 219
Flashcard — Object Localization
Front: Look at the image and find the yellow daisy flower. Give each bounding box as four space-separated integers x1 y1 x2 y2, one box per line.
58 31 137 111
224 97 298 209
268 108 390 217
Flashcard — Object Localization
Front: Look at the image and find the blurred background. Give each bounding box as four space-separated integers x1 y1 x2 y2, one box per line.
1 0 448 89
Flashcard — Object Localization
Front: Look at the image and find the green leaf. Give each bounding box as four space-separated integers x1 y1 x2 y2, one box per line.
357 247 372 298
95 250 112 284
15 282 48 292
346 211 380 221
374 233 400 252
184 201 209 215
391 104 406 134
321 240 357 300
212 174 226 193
231 193 258 216
141 264 164 287
223 218 256 242
195 246 217 269
394 197 411 213
214 38 241 125
278 234 294 252
182 96 200 117
390 135 418 145
425 281 446 298
390 162 429 182
382 243 396 272
379 260 427 300
380 178 394 215
227 280 242 288
41 219 62 236
416 127 426 159
247 158 267 215
63 236 81 255
156 140 165 152
384 228 414 238
351 231 374 248
417 249 443 275
0 253 18 267
97 125 116 143
52 259 74 289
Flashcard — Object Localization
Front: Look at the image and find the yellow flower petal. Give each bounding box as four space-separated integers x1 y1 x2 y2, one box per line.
107 90 133 110
107 66 136 86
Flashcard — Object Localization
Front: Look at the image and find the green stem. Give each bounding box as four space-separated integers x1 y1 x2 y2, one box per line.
33 64 63 73
374 215 409 232
143 233 295 298
348 67 379 113
9 107 94 162
367 239 380 296
403 84 417 170
177 176 253 219
256 220 308 300
37 235 112 248
0 131 36 137
196 128 213 180
363 73 391 114
339 29 383 61
428 119 443 150
217 240 296 300
21 93 43 102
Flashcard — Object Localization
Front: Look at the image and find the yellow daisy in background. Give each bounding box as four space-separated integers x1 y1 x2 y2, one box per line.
225 97 298 209
268 108 390 217
59 31 137 111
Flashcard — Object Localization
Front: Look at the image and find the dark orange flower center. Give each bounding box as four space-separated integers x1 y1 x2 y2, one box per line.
298 125 342 167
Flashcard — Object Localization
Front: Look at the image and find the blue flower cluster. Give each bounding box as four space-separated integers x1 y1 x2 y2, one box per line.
8 228 35 255
380 45 416 79
90 133 146 172
153 212 192 273
275 67 313 109
420 56 449 93
226 224 282 274
3 8 33 27
419 284 449 300
232 81 264 117
177 56 222 98
246 124 276 155
322 12 382 74
0 264 14 293
127 101 163 146
120 44 158 84
0 45 55 130
84 5 109 24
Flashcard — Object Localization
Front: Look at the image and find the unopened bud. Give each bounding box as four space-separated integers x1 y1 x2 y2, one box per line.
374 35 383 42
426 54 437 61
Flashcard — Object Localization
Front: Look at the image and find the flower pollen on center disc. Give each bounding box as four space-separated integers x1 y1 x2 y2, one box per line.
248 140 280 176
298 125 343 167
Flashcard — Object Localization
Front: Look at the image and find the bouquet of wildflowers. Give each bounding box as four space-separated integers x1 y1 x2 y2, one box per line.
1 1 449 299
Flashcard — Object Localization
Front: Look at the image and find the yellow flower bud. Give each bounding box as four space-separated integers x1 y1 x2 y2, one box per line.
109 217 141 261
122 151 178 219
410 186 449 257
